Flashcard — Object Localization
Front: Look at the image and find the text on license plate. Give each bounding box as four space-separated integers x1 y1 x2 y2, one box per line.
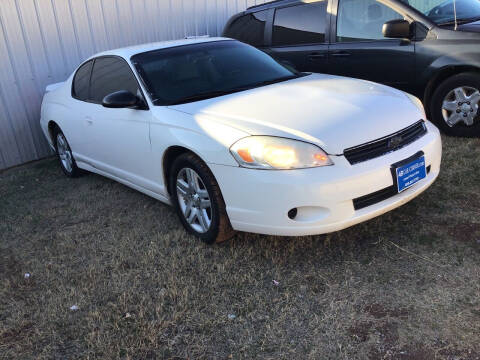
395 156 426 193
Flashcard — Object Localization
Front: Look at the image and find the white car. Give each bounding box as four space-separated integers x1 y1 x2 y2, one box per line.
40 37 442 243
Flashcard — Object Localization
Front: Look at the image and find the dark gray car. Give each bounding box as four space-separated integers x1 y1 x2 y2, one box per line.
223 0 480 137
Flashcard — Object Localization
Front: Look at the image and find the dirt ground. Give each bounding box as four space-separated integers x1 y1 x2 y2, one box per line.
1 136 479 359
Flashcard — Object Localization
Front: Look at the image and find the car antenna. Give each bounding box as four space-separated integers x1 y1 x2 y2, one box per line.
453 0 458 30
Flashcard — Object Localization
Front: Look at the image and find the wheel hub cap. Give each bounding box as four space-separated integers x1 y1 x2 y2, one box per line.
442 86 480 127
176 168 212 233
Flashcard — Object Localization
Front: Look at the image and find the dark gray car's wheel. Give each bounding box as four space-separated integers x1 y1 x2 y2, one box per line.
53 127 81 177
430 72 480 137
169 153 235 244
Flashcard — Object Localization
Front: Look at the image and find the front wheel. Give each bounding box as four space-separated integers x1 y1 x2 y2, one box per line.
430 72 480 137
169 153 235 244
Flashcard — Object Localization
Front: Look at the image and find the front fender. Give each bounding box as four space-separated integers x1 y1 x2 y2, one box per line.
150 107 249 167
420 51 480 88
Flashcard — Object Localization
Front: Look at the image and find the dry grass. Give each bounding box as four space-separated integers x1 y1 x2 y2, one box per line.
1 136 479 360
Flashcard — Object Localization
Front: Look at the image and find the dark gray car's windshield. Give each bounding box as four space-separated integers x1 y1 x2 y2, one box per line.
407 0 480 25
131 40 301 106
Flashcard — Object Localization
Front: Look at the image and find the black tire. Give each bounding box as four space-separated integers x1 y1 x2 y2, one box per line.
53 127 81 177
430 72 480 137
169 153 235 244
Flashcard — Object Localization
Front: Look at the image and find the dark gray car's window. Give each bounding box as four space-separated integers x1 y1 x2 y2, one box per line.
131 40 300 106
72 60 93 101
272 2 327 46
90 57 140 104
337 0 403 42
223 10 268 46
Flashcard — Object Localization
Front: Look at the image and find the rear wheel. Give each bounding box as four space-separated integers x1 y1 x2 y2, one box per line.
53 127 81 177
169 153 235 244
430 72 480 137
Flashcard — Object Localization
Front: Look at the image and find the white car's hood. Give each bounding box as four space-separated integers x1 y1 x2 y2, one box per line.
169 73 424 154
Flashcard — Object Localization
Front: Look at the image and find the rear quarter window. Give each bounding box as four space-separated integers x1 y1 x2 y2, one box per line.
72 60 93 101
223 10 268 47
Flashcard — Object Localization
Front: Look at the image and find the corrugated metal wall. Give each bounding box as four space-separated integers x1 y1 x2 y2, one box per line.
0 0 267 170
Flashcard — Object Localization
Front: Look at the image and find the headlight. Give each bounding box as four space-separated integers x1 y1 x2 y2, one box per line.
405 92 426 119
230 136 333 170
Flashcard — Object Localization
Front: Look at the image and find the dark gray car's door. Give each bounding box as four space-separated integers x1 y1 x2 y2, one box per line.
328 0 415 92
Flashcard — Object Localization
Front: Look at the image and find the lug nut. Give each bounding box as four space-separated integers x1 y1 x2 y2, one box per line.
457 109 461 113
467 102 471 105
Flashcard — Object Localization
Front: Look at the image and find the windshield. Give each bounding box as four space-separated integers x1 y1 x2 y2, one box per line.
131 40 300 106
407 0 480 25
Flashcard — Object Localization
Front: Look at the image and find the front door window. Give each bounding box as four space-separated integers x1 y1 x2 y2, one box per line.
337 0 404 42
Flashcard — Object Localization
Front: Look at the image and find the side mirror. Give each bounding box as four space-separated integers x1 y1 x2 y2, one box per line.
102 90 139 108
382 19 411 39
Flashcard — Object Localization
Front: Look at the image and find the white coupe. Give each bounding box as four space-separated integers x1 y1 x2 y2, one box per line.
40 38 442 243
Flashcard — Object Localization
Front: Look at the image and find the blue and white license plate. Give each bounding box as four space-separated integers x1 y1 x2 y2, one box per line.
395 155 426 193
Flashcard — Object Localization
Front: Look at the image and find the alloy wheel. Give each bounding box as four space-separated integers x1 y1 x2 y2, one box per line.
441 86 480 127
176 167 212 233
56 133 73 173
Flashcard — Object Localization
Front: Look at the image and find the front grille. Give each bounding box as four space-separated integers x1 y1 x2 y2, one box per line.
344 121 427 165
353 165 431 210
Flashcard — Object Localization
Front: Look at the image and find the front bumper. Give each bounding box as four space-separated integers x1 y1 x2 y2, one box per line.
210 121 442 236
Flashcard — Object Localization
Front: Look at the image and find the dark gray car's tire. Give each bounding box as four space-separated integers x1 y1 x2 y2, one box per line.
53 127 81 177
430 72 480 137
169 153 235 244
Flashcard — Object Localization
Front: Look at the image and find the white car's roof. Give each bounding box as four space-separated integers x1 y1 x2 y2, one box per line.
90 37 232 60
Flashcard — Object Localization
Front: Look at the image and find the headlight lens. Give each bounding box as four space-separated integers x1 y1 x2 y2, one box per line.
230 136 333 170
405 92 426 119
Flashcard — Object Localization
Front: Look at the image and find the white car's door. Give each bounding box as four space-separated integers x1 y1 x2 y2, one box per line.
81 56 154 191
66 59 95 157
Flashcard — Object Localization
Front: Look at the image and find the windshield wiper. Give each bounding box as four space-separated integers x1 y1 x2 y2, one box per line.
438 16 480 26
166 74 304 105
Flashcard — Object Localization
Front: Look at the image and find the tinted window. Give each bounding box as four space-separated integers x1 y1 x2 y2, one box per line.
131 41 299 106
337 0 403 42
72 60 93 101
223 10 268 46
272 2 327 46
90 57 140 103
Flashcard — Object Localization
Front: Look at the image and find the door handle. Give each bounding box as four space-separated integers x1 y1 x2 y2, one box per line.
85 116 93 126
307 53 326 60
331 51 351 57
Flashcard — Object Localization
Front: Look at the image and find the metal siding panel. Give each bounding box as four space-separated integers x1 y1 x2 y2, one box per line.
68 0 97 58
0 87 23 167
183 0 195 37
205 0 218 36
115 0 137 46
32 0 69 79
16 0 55 88
85 0 110 52
154 0 171 41
51 0 84 72
144 0 160 42
100 0 122 49
0 0 46 163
